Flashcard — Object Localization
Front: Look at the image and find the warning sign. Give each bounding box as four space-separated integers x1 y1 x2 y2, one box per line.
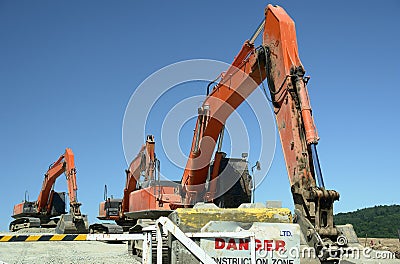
200 222 300 264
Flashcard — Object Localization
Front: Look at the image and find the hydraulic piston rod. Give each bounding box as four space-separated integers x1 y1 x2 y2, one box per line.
310 144 325 188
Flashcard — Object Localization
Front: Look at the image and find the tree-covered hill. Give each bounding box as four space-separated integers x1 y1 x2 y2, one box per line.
334 205 400 238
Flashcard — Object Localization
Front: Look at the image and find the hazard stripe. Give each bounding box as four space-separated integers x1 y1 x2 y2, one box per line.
0 236 12 242
0 234 88 242
61 235 76 241
50 234 66 241
9 235 29 242
73 234 87 241
38 235 53 241
25 235 41 241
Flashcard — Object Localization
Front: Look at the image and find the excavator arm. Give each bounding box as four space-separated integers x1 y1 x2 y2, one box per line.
262 5 341 256
122 135 156 216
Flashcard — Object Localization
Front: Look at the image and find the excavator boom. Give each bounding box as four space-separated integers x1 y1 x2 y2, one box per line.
36 159 64 214
181 40 263 205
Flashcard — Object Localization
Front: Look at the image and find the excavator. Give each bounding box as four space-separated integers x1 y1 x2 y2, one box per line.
124 4 396 263
90 135 181 233
162 4 347 262
10 148 89 234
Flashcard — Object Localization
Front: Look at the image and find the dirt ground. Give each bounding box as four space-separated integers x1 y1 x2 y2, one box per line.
0 240 140 264
1 233 398 263
0 228 142 263
359 238 400 259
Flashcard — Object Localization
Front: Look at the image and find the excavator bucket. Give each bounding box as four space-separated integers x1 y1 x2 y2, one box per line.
55 214 89 234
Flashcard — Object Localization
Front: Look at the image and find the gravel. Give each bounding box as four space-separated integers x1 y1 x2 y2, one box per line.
0 231 141 264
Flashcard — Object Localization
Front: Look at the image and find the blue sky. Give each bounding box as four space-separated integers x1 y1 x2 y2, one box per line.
0 0 399 231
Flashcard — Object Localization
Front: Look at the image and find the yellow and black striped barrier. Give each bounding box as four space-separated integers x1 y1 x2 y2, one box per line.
0 234 87 242
0 233 145 242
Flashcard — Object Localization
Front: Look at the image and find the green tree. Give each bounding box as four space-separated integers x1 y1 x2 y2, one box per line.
334 205 400 238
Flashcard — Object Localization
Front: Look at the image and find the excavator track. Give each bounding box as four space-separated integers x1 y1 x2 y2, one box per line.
9 217 41 232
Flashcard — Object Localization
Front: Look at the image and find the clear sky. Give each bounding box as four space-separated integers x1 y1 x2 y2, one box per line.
0 0 399 231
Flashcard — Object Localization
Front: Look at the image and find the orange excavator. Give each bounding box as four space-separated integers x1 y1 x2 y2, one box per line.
181 2 340 236
125 5 359 262
172 4 346 260
90 135 181 233
10 148 88 234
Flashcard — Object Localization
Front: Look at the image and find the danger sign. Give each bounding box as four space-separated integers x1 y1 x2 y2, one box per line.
214 238 286 252
200 222 300 264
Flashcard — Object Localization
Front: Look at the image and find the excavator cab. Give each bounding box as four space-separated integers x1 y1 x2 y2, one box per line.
210 155 252 208
102 198 122 218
